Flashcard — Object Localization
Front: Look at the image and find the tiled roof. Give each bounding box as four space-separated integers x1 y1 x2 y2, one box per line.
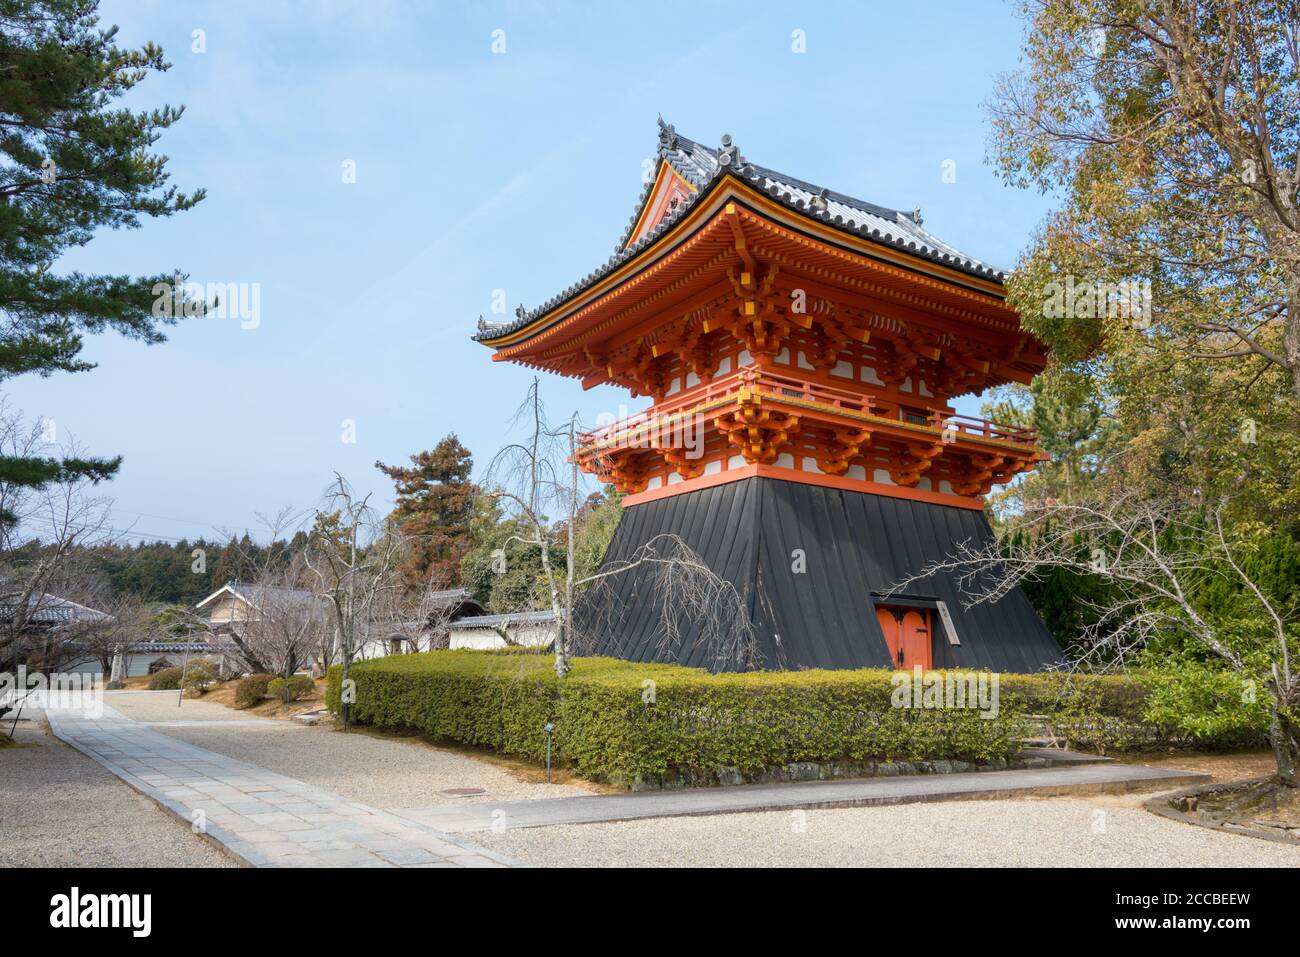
0 592 111 624
203 582 475 613
226 581 324 610
129 641 230 653
475 118 1007 344
449 611 556 629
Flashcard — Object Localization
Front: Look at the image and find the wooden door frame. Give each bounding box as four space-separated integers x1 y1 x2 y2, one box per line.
874 602 935 670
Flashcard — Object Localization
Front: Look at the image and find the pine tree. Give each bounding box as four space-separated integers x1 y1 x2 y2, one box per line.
0 1 205 526
377 434 477 586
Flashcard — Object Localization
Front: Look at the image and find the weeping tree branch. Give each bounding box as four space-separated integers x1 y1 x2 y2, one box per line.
484 379 756 676
884 494 1300 785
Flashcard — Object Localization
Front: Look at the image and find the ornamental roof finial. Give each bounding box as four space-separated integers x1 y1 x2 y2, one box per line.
657 114 677 152
718 133 740 170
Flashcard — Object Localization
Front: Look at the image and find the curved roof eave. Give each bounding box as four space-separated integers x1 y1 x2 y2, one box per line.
476 124 1010 347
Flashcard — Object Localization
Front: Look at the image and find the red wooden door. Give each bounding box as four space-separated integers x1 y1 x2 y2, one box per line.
900 610 932 670
876 608 903 668
876 607 933 670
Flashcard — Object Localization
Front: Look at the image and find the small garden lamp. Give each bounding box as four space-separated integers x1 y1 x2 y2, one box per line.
543 721 555 783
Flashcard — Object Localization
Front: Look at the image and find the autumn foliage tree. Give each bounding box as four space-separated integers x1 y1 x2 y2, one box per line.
376 434 476 586
980 0 1300 787
990 0 1300 396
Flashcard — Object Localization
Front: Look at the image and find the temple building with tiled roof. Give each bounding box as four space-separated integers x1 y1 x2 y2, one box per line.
475 120 1062 673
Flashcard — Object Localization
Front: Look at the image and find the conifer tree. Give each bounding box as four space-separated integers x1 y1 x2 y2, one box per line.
376 435 477 586
0 1 205 526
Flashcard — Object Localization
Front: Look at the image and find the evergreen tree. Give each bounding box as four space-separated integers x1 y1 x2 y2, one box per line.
376 434 477 585
0 1 205 526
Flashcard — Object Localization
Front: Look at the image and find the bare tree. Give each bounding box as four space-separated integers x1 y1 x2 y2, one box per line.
210 508 314 675
372 566 459 653
234 556 328 677
0 400 47 555
0 427 114 673
886 495 1299 788
486 380 755 676
303 474 404 727
70 592 154 676
577 533 759 671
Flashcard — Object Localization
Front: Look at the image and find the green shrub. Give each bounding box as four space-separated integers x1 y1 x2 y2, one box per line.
1137 657 1271 745
326 653 1273 785
327 653 1032 787
267 675 315 703
181 659 217 694
148 667 183 691
234 674 276 709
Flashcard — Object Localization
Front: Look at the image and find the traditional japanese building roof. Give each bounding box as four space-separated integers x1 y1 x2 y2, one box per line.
619 120 1004 275
578 478 1063 672
196 580 325 612
449 610 557 630
476 118 1008 346
0 589 111 625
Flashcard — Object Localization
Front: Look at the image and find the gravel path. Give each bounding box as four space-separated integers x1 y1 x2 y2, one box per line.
103 692 589 809
471 797 1300 867
33 692 1293 869
0 718 236 868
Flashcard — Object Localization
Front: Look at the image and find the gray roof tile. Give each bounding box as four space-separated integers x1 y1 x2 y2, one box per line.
475 119 1007 344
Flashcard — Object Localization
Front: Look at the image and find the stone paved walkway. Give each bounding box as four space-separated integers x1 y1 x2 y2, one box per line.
43 702 519 868
396 762 1210 833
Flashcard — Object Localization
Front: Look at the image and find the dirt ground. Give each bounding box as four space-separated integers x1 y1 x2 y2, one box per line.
1123 750 1278 783
199 677 328 719
125 673 330 718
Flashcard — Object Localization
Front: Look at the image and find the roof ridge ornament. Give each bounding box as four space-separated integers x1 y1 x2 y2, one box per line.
718 132 742 171
473 124 1010 342
657 114 678 152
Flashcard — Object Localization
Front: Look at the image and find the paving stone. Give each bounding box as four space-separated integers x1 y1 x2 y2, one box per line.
44 703 519 869
396 763 1212 834
378 847 444 865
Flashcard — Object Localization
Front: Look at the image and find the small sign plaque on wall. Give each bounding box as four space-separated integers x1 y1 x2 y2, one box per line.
935 600 960 645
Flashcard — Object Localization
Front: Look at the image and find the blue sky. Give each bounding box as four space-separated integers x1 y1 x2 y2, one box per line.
7 0 1054 544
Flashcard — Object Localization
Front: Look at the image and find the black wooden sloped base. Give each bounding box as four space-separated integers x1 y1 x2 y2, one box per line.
574 477 1064 673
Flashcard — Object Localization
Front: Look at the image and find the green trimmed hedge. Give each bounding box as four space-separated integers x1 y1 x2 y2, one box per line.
326 652 1266 786
1000 670 1266 753
328 652 1031 787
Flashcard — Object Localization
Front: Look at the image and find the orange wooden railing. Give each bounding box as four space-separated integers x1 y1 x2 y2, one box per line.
926 409 1037 445
579 367 1036 448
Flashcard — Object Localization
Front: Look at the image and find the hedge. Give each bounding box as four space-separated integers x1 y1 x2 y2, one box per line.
328 652 1031 787
326 652 1268 787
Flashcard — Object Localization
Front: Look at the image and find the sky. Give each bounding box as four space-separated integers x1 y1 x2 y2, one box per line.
7 0 1058 546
